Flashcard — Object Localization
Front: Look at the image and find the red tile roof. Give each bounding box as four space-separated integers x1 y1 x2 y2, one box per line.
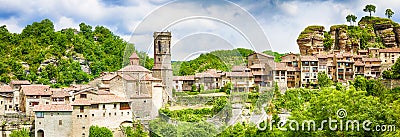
129 52 139 59
195 69 221 78
101 74 118 81
354 61 365 66
33 104 73 112
0 85 13 92
93 95 130 104
300 56 318 61
316 54 328 58
142 74 162 81
10 80 31 85
21 85 51 96
225 72 253 77
118 65 150 72
70 99 92 105
379 48 400 53
249 64 264 69
362 58 381 62
51 89 71 97
173 75 195 81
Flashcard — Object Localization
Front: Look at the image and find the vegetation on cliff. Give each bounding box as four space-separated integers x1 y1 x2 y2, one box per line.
298 4 400 53
0 19 153 87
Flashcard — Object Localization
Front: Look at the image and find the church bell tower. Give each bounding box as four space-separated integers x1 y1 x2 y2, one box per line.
152 32 173 104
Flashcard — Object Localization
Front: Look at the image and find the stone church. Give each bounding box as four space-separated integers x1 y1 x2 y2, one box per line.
92 31 174 121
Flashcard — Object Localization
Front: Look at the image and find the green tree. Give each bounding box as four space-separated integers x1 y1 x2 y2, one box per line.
89 125 113 137
363 4 376 17
124 121 148 137
346 14 357 26
9 128 30 137
317 71 332 88
385 9 395 19
191 84 197 92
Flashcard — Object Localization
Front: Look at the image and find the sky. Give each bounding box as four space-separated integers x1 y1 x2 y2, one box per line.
1 0 400 61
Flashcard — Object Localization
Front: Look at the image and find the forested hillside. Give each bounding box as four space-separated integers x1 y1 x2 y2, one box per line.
0 19 150 87
0 19 285 85
175 48 284 76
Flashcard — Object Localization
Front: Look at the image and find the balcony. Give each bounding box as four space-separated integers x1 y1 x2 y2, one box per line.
302 70 310 72
254 78 262 82
345 71 354 75
371 69 380 72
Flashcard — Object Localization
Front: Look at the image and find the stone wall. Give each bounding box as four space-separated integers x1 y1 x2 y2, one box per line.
382 79 400 89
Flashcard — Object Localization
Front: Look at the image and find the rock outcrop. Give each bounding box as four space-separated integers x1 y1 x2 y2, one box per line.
297 26 324 55
298 16 400 55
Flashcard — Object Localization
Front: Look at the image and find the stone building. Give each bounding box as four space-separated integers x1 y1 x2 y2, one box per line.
173 75 195 91
33 104 73 137
0 85 14 115
300 56 319 87
223 66 254 92
281 53 301 88
247 52 275 87
10 80 31 111
273 63 288 92
70 90 132 137
379 48 400 70
19 85 51 117
152 32 173 104
195 69 223 90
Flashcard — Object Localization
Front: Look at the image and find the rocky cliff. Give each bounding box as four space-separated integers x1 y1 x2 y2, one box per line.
297 16 400 55
297 26 325 55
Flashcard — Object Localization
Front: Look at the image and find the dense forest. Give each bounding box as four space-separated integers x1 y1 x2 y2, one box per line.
0 19 152 87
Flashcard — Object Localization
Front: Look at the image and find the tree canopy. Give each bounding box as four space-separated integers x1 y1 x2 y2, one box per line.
385 9 395 19
363 4 376 17
89 125 113 137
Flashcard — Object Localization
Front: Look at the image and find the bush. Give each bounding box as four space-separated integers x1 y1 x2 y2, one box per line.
89 125 113 137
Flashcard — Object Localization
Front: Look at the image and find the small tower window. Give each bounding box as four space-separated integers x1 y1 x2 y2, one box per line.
158 41 161 53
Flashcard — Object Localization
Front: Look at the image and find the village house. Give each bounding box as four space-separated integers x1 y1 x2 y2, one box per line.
0 85 14 115
70 90 132 137
223 65 254 92
195 69 223 90
19 85 51 117
173 75 195 91
10 80 31 111
33 104 73 137
379 48 400 70
247 52 275 87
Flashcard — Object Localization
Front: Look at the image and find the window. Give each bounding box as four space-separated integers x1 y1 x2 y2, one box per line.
92 114 94 117
91 104 98 109
80 106 84 113
36 112 44 118
103 104 105 109
113 104 117 109
80 94 87 98
158 41 161 53
59 120 62 125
